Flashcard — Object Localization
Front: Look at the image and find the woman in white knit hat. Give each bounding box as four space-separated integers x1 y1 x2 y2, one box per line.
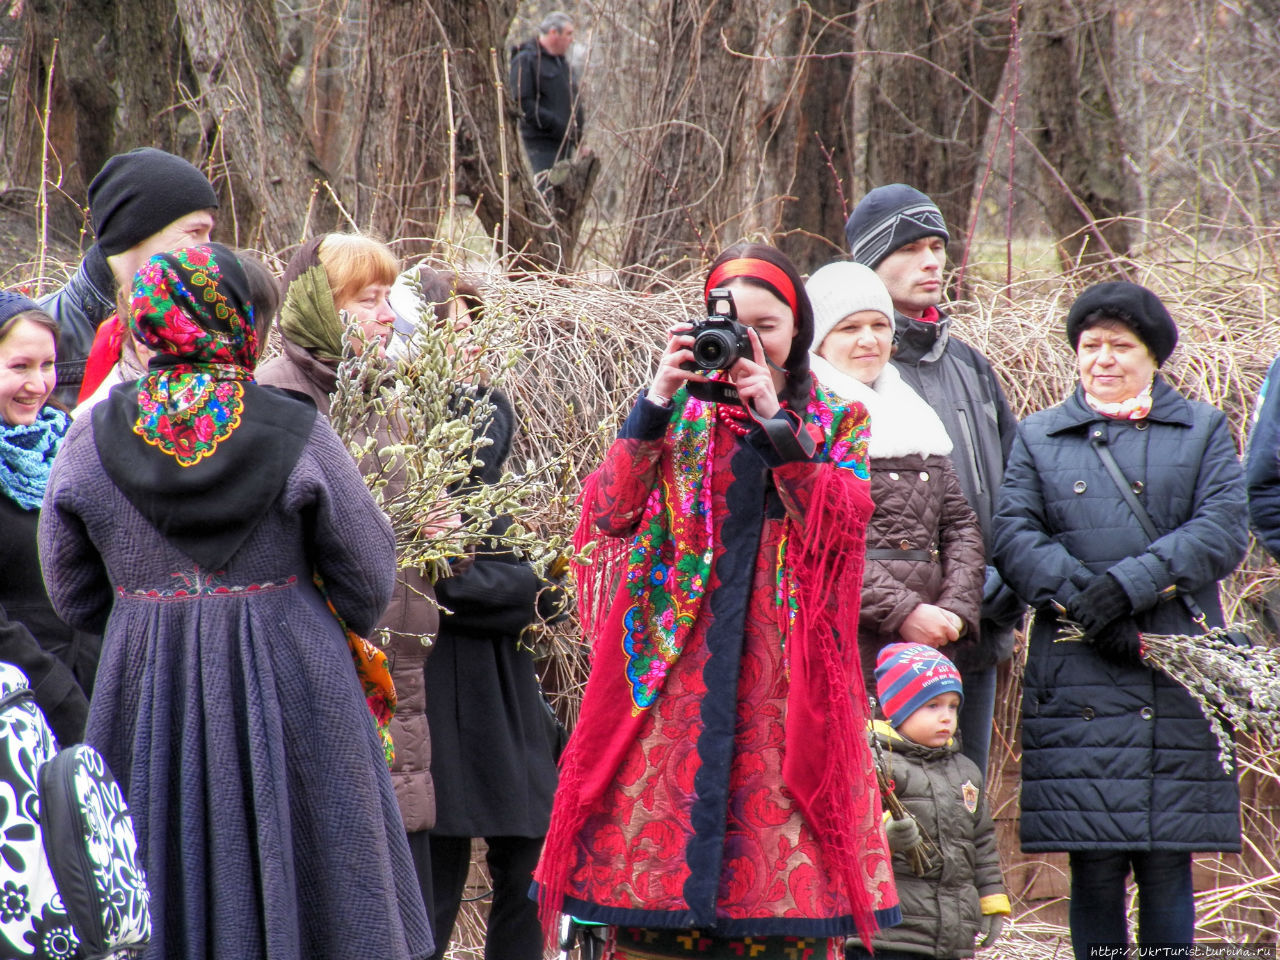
806 261 985 705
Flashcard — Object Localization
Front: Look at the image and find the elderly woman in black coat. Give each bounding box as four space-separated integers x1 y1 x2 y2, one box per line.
992 282 1246 959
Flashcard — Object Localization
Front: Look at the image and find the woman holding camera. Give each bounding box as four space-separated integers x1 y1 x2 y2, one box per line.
535 244 898 960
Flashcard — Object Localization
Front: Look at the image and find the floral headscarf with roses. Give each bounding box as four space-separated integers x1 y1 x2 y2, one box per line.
128 244 257 465
93 244 316 570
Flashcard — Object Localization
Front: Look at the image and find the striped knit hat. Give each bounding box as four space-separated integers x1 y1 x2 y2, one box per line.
874 642 963 729
844 184 949 270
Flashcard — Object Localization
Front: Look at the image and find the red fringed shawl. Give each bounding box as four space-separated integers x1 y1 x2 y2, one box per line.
536 387 895 948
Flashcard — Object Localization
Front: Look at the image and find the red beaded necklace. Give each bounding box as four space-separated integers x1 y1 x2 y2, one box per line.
716 402 752 437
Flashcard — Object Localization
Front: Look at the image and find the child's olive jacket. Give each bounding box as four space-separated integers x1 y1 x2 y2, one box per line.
868 722 1007 959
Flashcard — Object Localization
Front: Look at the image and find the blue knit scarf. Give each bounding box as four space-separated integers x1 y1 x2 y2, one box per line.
0 407 68 510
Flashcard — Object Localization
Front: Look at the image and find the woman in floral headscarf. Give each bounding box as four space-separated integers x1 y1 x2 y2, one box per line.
38 244 433 960
534 244 899 960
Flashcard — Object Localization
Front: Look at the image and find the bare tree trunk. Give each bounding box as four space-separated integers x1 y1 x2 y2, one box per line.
4 0 203 242
614 0 762 280
1023 0 1132 265
4 0 117 234
353 0 450 249
111 0 192 150
283 0 362 183
174 0 341 249
764 2 860 274
861 0 1013 254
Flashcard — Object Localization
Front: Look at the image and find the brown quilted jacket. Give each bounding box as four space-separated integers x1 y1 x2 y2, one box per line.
857 452 985 692
258 338 439 831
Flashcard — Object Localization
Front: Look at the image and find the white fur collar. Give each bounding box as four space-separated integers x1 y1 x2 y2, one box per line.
810 354 953 458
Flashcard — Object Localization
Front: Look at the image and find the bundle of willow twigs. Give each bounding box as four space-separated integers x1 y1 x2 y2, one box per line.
1053 622 1280 775
872 741 940 876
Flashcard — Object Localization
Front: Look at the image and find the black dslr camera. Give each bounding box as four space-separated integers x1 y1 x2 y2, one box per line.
681 288 752 371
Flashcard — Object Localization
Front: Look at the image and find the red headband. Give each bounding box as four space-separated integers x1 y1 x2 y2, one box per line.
704 258 799 318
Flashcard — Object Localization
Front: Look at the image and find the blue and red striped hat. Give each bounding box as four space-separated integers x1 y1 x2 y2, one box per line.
874 642 963 729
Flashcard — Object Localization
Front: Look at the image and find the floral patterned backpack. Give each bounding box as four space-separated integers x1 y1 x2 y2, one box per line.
0 663 150 959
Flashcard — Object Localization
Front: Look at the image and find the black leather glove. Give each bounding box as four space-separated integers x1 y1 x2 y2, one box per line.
1089 617 1144 666
1066 573 1132 638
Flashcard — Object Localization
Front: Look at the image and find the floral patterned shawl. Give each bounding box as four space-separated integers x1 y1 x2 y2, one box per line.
126 244 257 465
93 244 316 571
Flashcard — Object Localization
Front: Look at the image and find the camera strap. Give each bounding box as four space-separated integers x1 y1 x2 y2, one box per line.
751 406 817 460
687 381 815 460
688 379 744 406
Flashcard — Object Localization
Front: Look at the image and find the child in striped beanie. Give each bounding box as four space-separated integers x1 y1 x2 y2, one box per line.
848 642 1010 960
875 641 964 743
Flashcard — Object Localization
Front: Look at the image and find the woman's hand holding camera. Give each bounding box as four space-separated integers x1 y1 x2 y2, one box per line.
649 325 779 419
647 324 706 407
728 329 780 419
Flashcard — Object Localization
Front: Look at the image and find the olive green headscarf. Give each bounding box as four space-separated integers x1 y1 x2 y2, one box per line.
279 236 344 363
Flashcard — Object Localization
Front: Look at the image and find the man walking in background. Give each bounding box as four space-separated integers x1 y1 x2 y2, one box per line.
509 12 583 177
844 183 1023 777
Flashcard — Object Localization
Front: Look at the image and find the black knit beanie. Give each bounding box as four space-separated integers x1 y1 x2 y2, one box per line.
1065 281 1178 366
845 184 949 269
89 148 219 257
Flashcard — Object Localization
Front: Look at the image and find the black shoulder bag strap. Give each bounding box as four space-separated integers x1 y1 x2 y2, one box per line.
1089 427 1210 632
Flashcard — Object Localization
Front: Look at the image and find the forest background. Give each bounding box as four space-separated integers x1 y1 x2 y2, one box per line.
1 0 1278 953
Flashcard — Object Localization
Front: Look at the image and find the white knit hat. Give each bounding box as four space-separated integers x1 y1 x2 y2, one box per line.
805 261 896 352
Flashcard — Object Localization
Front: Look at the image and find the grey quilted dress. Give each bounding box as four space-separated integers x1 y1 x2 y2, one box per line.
38 412 434 960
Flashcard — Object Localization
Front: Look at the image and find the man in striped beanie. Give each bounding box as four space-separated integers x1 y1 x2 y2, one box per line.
844 185 1023 779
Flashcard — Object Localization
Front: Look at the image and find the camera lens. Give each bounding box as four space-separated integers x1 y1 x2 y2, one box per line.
693 330 734 370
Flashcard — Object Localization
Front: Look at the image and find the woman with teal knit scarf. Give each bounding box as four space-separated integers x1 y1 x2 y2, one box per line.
0 291 94 743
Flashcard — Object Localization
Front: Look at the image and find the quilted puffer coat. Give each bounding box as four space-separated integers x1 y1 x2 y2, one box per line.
993 379 1246 852
809 356 985 693
859 453 985 667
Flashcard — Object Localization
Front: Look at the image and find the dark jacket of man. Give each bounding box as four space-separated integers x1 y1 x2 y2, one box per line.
37 246 117 407
890 309 1023 669
509 38 582 159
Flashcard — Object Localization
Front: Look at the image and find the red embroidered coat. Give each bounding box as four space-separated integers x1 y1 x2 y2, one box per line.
537 394 900 944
